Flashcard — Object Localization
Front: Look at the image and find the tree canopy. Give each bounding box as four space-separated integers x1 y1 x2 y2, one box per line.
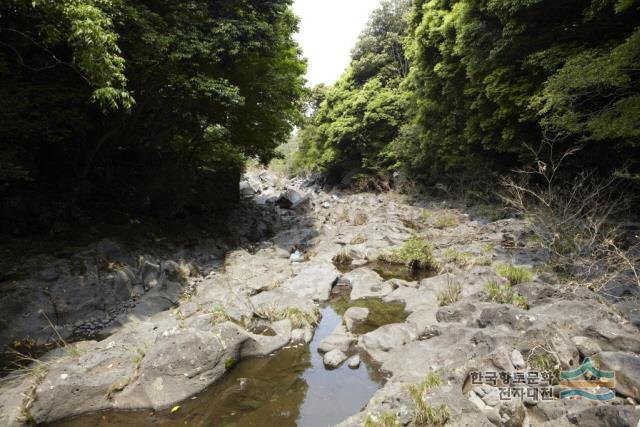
0 0 306 231
295 0 640 183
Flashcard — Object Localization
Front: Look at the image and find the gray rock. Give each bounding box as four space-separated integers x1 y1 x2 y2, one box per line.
276 188 309 210
571 336 602 357
359 323 415 363
511 349 526 369
598 351 640 400
324 349 348 369
347 355 361 369
342 268 393 300
497 399 526 427
280 261 339 301
343 307 369 332
289 250 305 263
239 180 257 198
481 387 501 407
318 323 355 353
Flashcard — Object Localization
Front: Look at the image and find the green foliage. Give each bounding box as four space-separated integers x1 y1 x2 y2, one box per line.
399 0 640 178
496 264 534 285
486 282 529 309
296 0 640 183
224 357 237 371
0 0 306 232
378 236 437 270
294 0 411 176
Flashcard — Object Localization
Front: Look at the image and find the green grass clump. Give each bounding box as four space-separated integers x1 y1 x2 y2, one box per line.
437 278 462 306
474 255 493 266
333 248 353 266
442 249 473 268
378 236 437 270
486 282 529 309
364 412 402 427
496 264 533 285
407 372 449 426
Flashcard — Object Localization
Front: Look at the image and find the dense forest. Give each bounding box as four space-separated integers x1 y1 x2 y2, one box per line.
1 0 639 235
0 0 305 234
295 0 640 186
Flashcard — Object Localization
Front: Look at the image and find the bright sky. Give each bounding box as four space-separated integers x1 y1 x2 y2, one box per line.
293 0 382 87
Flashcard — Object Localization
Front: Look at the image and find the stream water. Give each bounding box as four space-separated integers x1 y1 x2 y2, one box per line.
50 302 399 427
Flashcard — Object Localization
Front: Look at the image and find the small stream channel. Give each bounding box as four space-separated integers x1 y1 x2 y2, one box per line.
50 298 407 427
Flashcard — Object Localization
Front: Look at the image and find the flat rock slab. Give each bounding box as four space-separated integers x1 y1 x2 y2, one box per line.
342 268 393 300
281 261 340 301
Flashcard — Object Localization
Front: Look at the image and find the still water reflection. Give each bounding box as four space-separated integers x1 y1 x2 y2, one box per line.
50 306 384 427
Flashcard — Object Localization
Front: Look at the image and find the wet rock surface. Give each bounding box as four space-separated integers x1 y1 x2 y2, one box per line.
1 169 639 427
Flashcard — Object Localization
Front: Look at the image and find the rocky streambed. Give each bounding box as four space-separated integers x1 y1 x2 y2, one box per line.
1 170 639 427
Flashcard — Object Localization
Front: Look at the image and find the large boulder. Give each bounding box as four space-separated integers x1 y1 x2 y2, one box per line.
597 351 640 400
276 188 309 210
342 268 393 300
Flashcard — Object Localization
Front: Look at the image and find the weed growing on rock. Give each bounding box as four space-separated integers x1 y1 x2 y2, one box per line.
495 264 533 285
527 347 561 383
378 236 437 270
225 357 237 370
442 249 473 268
282 307 318 328
333 248 353 266
485 282 529 309
434 211 459 229
256 304 318 329
437 277 462 306
474 255 493 266
350 234 367 245
407 372 449 426
17 361 48 424
364 412 402 427
353 212 369 226
211 305 231 324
